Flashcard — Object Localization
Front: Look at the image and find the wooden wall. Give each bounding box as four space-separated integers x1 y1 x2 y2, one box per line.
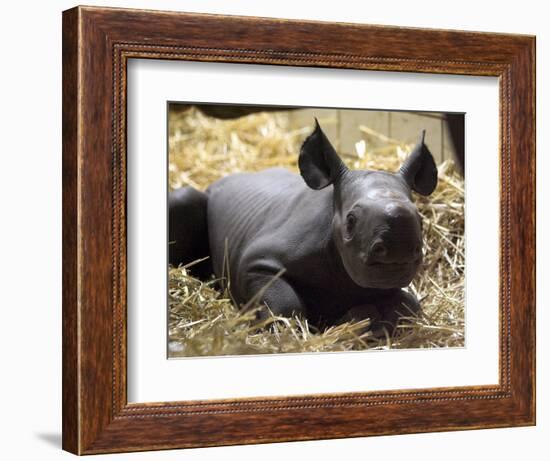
288 108 457 164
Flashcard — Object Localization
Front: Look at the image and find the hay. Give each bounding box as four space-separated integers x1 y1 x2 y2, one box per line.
168 107 464 357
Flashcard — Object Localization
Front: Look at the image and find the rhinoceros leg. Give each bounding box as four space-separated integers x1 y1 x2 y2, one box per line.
337 304 382 328
339 289 420 338
242 272 307 321
377 289 421 335
168 186 213 280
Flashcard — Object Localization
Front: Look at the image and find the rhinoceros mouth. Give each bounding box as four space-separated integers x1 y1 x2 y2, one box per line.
354 259 421 289
367 259 421 270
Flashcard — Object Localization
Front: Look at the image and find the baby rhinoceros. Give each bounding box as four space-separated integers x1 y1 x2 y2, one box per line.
169 120 438 336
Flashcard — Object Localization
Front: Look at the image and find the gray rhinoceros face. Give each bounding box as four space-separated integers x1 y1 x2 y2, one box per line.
332 170 424 289
298 119 437 291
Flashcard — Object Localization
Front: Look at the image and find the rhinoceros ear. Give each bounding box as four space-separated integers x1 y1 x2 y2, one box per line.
299 119 347 190
398 130 438 196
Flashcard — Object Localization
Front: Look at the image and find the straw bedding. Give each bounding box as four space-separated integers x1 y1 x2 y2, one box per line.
168 107 464 357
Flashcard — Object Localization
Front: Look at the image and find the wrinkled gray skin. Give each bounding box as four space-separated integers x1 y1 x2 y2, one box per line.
169 120 438 335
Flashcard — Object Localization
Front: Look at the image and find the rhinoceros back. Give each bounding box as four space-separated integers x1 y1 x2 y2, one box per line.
206 167 307 286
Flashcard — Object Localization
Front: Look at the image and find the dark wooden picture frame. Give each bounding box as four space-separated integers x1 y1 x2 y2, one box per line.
62 5 535 455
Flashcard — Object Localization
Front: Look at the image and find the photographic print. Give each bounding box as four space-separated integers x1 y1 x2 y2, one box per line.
167 104 465 357
62 7 535 453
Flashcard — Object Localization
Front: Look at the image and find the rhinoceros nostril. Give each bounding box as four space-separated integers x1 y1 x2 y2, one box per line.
370 241 387 260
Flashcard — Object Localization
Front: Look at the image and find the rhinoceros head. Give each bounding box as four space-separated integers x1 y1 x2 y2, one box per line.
298 119 438 289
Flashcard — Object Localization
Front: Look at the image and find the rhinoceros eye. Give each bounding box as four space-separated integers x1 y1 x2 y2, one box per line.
345 213 357 238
